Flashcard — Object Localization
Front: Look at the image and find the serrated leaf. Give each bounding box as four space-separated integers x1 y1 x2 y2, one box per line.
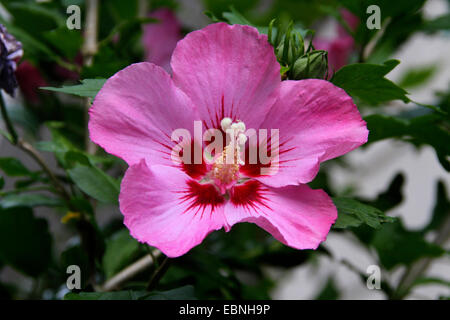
41 79 106 98
332 197 396 229
365 113 450 171
332 60 409 105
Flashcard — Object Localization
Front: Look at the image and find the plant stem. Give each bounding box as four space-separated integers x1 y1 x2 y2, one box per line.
99 251 161 291
82 0 99 66
147 256 170 291
1 93 71 203
17 139 71 202
83 0 99 154
1 92 101 286
138 0 148 18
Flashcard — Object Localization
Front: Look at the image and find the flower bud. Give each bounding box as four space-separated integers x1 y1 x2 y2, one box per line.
292 50 328 80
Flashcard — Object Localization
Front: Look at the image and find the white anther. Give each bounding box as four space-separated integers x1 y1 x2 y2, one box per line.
220 117 232 131
238 133 247 146
231 121 246 133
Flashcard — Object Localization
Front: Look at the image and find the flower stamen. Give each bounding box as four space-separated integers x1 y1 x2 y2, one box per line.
211 118 248 193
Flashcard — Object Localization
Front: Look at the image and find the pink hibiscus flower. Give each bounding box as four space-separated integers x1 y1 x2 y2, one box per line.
142 8 181 72
89 23 368 258
314 9 359 73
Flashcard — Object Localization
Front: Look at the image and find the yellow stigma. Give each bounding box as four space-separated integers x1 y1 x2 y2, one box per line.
212 145 240 185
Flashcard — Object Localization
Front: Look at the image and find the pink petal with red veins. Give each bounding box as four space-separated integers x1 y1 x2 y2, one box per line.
171 22 280 130
89 62 200 168
242 79 368 187
119 160 227 258
225 180 337 250
143 8 181 72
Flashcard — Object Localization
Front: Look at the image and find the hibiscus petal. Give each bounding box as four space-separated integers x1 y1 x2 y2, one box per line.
171 22 280 130
89 62 199 167
242 79 368 187
224 180 337 250
119 160 227 257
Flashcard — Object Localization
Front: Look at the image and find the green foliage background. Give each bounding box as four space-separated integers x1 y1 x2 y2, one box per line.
0 0 449 300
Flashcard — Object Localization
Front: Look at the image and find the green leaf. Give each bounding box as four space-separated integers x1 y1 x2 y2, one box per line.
0 158 33 177
341 0 426 61
0 177 4 190
423 181 450 233
64 290 145 300
7 2 66 29
365 114 450 171
41 79 107 99
0 20 59 61
37 123 118 169
411 277 450 289
368 173 405 212
315 277 340 300
103 229 141 279
66 152 120 204
332 60 409 105
34 141 68 153
423 14 450 32
222 6 253 25
64 285 196 300
42 27 83 59
398 65 437 89
372 220 445 270
5 103 40 135
332 197 397 229
0 206 52 277
0 193 63 209
141 285 196 300
36 123 79 168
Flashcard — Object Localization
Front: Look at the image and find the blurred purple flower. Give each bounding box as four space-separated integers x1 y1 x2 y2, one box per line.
0 24 23 96
16 61 48 104
313 9 359 74
142 8 182 72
